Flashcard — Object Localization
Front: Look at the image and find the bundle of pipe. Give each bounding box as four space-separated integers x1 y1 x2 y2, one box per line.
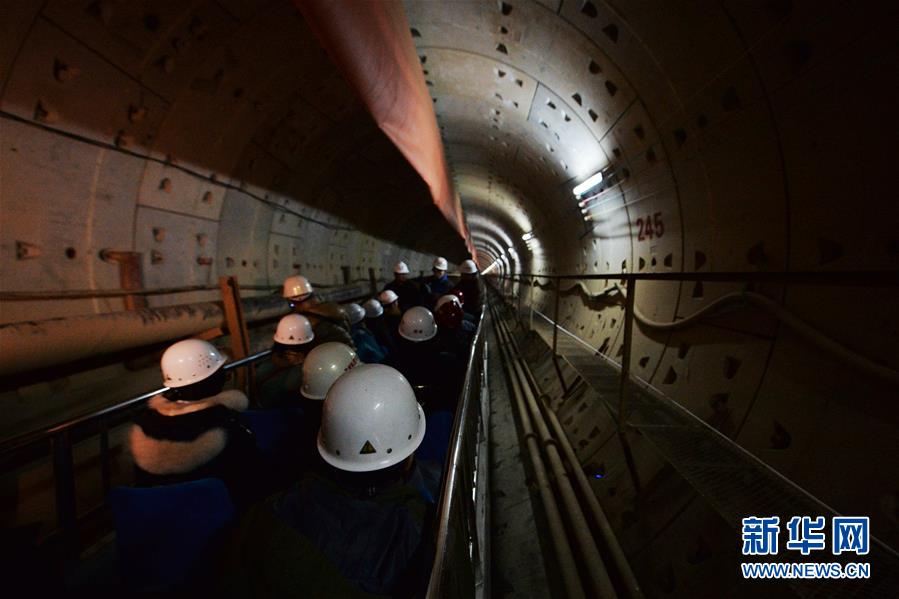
0 283 375 378
490 297 644 599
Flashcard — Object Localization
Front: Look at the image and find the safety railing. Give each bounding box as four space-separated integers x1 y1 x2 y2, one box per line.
426 306 490 599
0 350 272 543
490 269 899 597
0 278 385 545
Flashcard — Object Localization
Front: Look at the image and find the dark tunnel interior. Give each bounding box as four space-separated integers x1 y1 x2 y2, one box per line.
1 0 898 596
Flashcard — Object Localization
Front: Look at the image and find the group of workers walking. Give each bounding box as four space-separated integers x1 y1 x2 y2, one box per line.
125 257 483 596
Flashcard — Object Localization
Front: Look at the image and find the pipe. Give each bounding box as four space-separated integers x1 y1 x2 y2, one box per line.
497 303 645 599
0 296 288 377
492 308 587 599
560 281 899 387
492 304 618 599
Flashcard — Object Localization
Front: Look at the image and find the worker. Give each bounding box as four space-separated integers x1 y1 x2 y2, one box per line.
451 259 483 318
434 295 475 358
128 339 260 507
254 314 315 409
283 275 354 349
423 256 453 307
379 289 403 340
295 342 361 469
362 297 398 360
300 342 360 405
393 306 464 409
383 261 423 311
218 364 432 597
344 302 387 364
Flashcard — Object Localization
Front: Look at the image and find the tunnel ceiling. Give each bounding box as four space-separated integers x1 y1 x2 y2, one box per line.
406 0 624 272
0 0 469 275
406 0 897 278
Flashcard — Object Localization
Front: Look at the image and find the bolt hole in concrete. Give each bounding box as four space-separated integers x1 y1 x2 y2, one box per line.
602 24 619 43
694 250 707 269
663 366 677 384
723 356 742 379
65 247 77 259
692 280 704 298
770 421 792 449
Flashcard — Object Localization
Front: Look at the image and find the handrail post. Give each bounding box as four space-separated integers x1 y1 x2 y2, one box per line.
368 267 377 294
551 280 569 394
528 279 535 331
99 418 111 495
51 430 77 539
551 279 561 355
219 276 253 395
617 277 641 494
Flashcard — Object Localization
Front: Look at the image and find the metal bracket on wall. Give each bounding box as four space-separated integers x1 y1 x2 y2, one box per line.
99 249 147 311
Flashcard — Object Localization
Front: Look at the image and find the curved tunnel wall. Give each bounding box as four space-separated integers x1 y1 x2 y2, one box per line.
0 0 466 327
405 0 899 578
1 0 897 592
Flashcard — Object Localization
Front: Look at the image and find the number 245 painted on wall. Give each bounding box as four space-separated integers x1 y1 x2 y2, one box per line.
636 212 664 241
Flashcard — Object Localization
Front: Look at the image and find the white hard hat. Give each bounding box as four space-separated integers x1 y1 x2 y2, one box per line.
432 257 448 271
301 342 360 400
460 259 478 274
379 289 399 305
363 298 384 318
273 314 315 345
282 275 313 299
161 339 227 388
435 294 462 312
317 364 426 472
344 303 366 325
398 306 438 342
393 261 410 275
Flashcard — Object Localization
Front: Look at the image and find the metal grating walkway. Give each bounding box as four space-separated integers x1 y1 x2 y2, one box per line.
527 309 899 598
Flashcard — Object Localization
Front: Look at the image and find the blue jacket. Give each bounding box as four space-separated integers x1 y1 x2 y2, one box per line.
351 324 388 364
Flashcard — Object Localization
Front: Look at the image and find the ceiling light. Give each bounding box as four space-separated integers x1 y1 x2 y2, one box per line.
572 171 604 198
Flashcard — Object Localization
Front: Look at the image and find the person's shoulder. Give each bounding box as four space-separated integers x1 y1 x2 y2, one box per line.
211 389 249 412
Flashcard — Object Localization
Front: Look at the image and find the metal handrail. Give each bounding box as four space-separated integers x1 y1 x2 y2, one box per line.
426 305 488 598
496 270 899 286
0 278 385 301
0 350 272 456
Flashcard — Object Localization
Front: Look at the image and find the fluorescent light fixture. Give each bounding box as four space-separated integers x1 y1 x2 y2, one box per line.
521 231 534 241
572 171 603 198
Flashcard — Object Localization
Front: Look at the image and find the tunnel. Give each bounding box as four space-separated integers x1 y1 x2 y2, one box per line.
1 0 897 596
